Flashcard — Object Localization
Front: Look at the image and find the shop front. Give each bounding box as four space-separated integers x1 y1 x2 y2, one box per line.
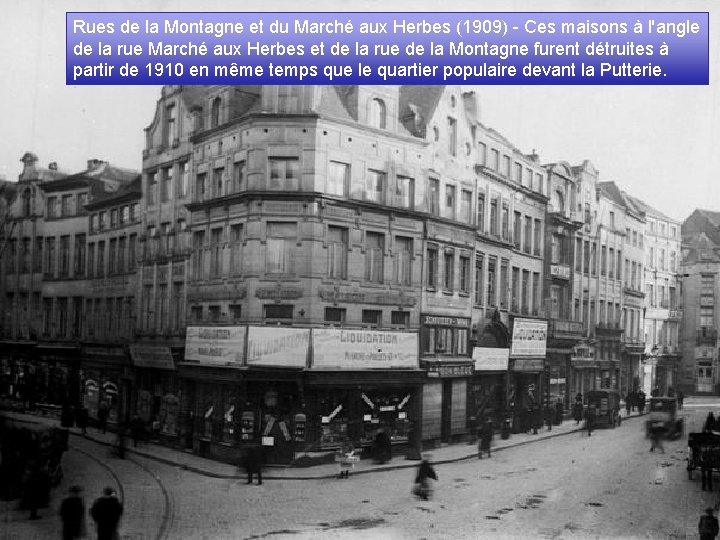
471 347 509 431
306 328 423 454
509 318 547 433
81 345 129 425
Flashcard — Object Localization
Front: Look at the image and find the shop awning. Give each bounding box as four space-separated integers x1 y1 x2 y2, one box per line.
129 345 175 370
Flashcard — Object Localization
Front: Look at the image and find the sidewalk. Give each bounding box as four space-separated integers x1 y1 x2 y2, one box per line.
1 407 647 481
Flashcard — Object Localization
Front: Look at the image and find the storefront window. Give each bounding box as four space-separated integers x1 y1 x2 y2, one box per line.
221 395 237 444
318 390 350 448
360 391 411 444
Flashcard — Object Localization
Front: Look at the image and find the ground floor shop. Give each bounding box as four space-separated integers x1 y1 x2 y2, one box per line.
509 358 545 434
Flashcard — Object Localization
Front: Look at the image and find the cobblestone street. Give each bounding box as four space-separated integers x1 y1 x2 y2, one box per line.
3 397 719 539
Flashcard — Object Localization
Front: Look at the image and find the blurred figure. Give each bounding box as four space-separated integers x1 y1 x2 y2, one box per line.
130 414 144 447
243 445 264 485
649 425 665 453
572 397 584 426
478 419 493 459
60 485 86 540
373 428 392 464
413 454 437 501
97 401 109 434
677 389 684 409
705 412 717 432
699 507 719 540
25 463 49 520
585 405 595 437
75 405 88 436
624 393 632 416
637 391 646 414
90 487 123 540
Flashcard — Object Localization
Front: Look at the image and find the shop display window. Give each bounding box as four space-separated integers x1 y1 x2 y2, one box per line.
318 390 350 449
360 391 411 444
221 395 237 444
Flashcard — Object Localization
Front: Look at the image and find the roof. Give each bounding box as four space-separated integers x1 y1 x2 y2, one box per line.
624 193 676 223
398 86 445 138
598 181 625 207
86 175 142 210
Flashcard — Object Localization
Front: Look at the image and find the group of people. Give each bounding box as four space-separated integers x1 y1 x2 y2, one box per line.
59 485 123 540
623 390 648 415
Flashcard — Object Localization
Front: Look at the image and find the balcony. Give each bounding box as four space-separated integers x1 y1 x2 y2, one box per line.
697 328 718 344
549 264 570 280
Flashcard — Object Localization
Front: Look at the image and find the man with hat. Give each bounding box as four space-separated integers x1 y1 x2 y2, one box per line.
90 487 123 540
59 485 86 540
699 506 719 540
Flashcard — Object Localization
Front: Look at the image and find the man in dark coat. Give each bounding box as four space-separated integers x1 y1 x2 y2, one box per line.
699 507 719 540
585 405 596 437
244 445 264 485
478 419 493 459
374 429 392 464
76 405 89 435
60 485 85 540
572 398 584 425
413 455 437 500
90 487 123 540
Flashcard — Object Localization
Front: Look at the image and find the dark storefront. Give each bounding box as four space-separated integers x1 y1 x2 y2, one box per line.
128 344 178 438
81 345 129 424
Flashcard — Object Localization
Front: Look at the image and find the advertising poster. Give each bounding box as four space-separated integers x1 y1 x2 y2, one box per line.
184 326 246 367
246 326 310 367
510 318 548 357
312 328 418 369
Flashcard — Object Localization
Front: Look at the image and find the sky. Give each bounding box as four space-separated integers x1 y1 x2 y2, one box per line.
0 0 716 222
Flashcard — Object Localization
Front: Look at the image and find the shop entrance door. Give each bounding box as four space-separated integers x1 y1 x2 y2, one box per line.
441 380 452 442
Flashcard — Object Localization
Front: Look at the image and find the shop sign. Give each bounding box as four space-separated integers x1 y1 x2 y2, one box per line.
472 347 509 371
512 358 545 372
184 326 246 367
421 315 471 327
129 345 175 370
255 285 304 300
426 363 474 377
311 328 418 369
549 378 567 384
318 286 417 307
511 318 547 357
247 326 309 367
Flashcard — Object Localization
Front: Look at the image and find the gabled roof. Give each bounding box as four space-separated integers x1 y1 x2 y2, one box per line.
598 181 625 207
86 174 142 210
398 86 445 138
624 193 676 223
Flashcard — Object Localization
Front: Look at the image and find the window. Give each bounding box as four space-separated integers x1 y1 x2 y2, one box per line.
536 173 544 195
263 304 294 321
522 270 531 314
365 231 384 283
327 161 349 197
47 196 57 218
60 195 72 217
110 209 118 227
445 185 456 220
33 236 43 273
428 178 440 215
164 103 177 147
119 206 128 224
362 310 382 327
659 249 666 271
210 228 223 277
601 246 607 276
59 236 70 277
208 304 220 323
391 311 409 328
229 224 243 275
490 149 500 171
147 172 157 205
56 298 68 338
443 249 454 290
369 98 386 129
511 267 520 312
670 251 676 272
459 255 470 293
514 162 522 182
117 236 126 273
500 258 509 309
74 234 86 276
178 162 189 197
266 222 297 274
632 230 638 246
108 238 117 274
701 274 714 295
487 256 497 307
590 242 597 276
477 192 485 232
478 142 487 165
192 231 205 278
474 254 484 305
396 175 414 209
161 166 173 202
327 226 348 280
365 170 385 203
490 197 498 236
701 306 714 327
130 203 139 221
426 245 438 288
394 236 412 286
195 173 206 202
128 234 137 271
229 303 242 322
423 324 468 356
512 212 523 248
502 155 511 177
524 216 532 253
325 307 346 325
190 305 203 323
211 96 221 128
44 237 55 277
213 167 224 198
501 202 509 241
533 219 541 256
608 248 615 278
22 189 31 216
447 117 457 156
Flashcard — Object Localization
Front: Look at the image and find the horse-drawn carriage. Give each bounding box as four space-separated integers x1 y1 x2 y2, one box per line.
646 397 684 440
687 430 720 480
0 414 69 501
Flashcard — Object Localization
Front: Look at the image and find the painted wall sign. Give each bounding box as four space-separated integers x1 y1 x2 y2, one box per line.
184 326 246 367
312 328 418 369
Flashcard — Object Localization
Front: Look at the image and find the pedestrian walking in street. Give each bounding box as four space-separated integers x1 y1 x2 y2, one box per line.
700 507 719 540
59 485 86 540
624 393 632 416
90 487 123 540
572 398 584 426
373 428 392 464
677 389 685 409
97 401 109 434
585 406 595 437
637 391 646 414
649 425 665 453
243 445 264 485
478 419 493 459
706 412 717 432
412 454 437 501
130 414 144 447
76 405 89 436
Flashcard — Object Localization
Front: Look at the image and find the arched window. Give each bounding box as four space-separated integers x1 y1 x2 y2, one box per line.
22 188 31 216
369 98 386 129
211 97 221 129
552 190 564 213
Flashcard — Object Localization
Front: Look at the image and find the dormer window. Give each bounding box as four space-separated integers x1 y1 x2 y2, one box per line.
211 97 221 129
369 98 386 129
164 103 177 147
22 188 31 216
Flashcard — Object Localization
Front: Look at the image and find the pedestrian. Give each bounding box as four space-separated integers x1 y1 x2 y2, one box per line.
637 391 646 414
90 487 123 540
585 405 595 437
572 398 584 426
677 389 685 409
412 454 437 501
59 485 86 540
554 400 564 425
76 405 89 436
244 445 264 485
624 393 632 416
706 412 717 432
700 507 719 540
61 402 75 428
97 401 109 434
373 428 392 464
478 419 493 459
649 425 665 453
130 413 143 447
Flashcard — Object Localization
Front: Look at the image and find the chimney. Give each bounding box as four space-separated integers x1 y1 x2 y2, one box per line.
87 159 105 170
529 149 540 162
48 162 58 171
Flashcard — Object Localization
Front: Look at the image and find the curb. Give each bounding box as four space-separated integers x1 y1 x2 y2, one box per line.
71 413 645 481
